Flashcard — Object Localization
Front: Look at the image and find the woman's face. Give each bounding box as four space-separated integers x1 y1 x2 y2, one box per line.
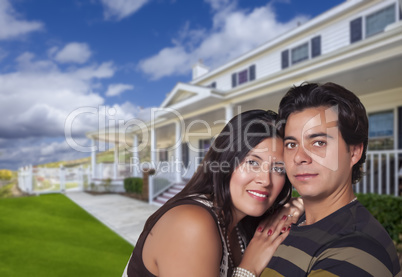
229 137 286 223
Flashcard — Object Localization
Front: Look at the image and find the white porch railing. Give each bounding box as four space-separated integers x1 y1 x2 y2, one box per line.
355 150 402 196
150 161 181 201
93 162 133 180
17 150 401 198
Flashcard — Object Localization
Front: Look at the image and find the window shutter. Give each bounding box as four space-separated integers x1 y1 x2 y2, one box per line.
400 5 402 20
311 36 321 58
199 139 203 157
232 73 237 88
249 64 256 81
281 50 289 69
350 17 362 43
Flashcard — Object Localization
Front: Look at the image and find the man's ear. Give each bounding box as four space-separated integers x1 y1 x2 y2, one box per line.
350 143 364 166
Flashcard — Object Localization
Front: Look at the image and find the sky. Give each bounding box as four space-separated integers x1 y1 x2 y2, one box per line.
0 0 344 170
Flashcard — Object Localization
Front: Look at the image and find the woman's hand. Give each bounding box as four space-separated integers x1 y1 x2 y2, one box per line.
258 197 304 232
237 214 290 276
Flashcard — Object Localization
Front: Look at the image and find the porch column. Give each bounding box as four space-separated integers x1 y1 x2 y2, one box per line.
150 128 156 166
91 139 96 179
225 103 234 123
132 134 140 177
175 121 183 183
113 144 118 179
149 127 156 203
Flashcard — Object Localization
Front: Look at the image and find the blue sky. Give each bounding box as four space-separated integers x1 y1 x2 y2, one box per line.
0 0 344 170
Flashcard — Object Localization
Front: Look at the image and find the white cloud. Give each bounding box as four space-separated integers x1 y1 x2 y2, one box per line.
100 0 150 20
139 1 309 80
204 0 231 11
0 51 146 139
105 83 134 97
53 42 92 64
0 50 153 169
0 0 43 40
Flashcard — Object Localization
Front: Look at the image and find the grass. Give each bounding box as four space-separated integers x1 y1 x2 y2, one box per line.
0 194 133 276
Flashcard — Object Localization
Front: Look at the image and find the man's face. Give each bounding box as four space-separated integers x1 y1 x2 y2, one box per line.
283 106 356 201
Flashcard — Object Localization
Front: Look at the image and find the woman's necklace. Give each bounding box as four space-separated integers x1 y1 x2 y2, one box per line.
297 197 358 227
220 221 245 269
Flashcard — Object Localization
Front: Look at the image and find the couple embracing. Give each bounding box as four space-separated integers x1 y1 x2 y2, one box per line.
123 82 401 277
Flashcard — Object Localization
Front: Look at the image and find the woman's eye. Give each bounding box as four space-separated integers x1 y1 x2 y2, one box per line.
272 167 286 174
313 141 326 147
246 160 259 166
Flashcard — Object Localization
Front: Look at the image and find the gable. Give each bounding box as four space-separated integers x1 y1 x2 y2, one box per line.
165 90 197 107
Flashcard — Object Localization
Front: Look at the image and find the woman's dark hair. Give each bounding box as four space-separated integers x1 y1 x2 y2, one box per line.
278 82 368 184
144 109 292 241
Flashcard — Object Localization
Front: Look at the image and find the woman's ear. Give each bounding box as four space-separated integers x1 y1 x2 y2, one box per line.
350 143 364 166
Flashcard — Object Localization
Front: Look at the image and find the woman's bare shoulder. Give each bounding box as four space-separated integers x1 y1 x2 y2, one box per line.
147 203 222 276
156 204 220 239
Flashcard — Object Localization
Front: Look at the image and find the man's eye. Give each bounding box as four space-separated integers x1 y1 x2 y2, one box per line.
313 141 326 147
285 142 297 149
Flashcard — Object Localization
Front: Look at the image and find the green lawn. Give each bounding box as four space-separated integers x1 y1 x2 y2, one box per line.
0 194 133 276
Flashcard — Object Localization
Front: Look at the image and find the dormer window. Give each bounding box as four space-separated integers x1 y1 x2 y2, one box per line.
208 82 216 88
366 4 396 37
350 4 397 43
231 64 256 88
281 35 321 69
291 43 309 64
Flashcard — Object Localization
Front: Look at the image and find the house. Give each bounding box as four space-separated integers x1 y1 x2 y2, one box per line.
87 0 402 205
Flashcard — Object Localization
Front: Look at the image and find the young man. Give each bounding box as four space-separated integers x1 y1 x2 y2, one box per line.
263 83 400 276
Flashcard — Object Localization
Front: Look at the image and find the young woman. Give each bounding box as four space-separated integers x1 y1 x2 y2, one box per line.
123 110 300 277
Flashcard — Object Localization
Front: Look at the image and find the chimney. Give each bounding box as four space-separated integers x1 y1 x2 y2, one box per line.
192 59 209 80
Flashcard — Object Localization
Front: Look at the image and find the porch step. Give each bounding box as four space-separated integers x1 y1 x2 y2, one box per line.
153 182 187 206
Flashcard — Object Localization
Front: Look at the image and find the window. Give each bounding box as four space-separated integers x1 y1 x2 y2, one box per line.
231 64 256 88
350 4 397 43
182 143 189 168
238 69 248 85
368 110 394 150
281 50 289 69
199 138 212 158
311 36 321 58
366 4 396 37
159 149 168 162
350 17 362 43
208 82 216 88
398 107 402 149
282 36 321 70
291 43 309 64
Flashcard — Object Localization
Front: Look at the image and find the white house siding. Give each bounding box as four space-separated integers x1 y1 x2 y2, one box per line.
321 20 350 54
255 51 281 81
210 72 232 91
195 0 400 94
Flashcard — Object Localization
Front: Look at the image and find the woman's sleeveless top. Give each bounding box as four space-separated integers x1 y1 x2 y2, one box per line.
122 197 239 277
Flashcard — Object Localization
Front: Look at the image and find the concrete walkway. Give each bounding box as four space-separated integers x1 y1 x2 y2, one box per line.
66 191 159 246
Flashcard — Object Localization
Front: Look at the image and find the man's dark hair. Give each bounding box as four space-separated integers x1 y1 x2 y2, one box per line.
278 82 368 184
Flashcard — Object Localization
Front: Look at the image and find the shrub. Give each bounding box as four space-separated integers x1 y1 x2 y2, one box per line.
0 183 13 198
124 177 143 194
0 169 12 180
291 190 402 244
356 193 402 244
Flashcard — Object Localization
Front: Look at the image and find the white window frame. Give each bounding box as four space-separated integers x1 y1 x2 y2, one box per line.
290 42 310 66
365 3 397 38
368 109 396 150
